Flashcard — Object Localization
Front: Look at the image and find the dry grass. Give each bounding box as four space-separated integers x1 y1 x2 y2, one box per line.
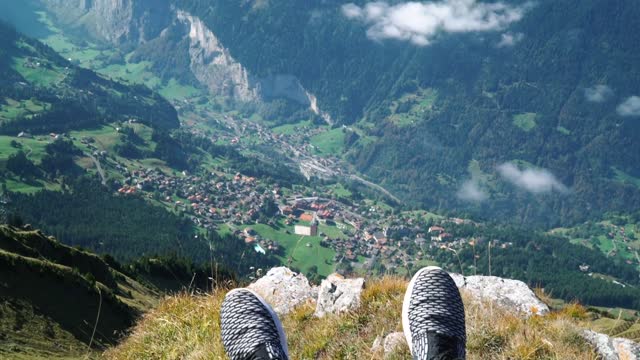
105 277 598 359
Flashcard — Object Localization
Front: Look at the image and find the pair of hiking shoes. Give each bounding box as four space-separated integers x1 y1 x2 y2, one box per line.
220 266 466 360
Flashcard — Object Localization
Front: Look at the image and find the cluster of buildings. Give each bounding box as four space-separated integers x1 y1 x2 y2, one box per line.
116 168 276 230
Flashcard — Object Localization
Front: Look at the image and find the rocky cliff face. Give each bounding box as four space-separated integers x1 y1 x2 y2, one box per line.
38 0 316 107
175 10 314 106
41 0 173 44
175 10 258 102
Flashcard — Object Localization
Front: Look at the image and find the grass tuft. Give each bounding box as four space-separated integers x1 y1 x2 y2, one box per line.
106 277 601 359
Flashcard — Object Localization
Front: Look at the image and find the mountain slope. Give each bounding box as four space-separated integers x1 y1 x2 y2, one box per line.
15 0 640 225
0 21 179 134
0 225 159 358
171 0 640 226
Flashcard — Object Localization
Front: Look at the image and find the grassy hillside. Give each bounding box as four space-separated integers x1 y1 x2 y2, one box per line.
105 277 609 359
0 22 179 135
551 213 640 272
0 225 159 359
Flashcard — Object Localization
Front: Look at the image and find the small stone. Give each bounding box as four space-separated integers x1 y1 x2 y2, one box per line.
248 267 314 315
582 330 640 360
314 273 365 317
383 332 407 356
371 335 383 353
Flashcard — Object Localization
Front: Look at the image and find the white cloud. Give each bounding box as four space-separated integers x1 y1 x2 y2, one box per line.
497 163 568 194
584 85 613 103
617 96 640 117
342 0 532 46
457 179 488 202
496 32 524 47
342 3 363 18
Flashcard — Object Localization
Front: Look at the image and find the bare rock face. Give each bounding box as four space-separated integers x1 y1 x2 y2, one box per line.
582 330 640 360
39 2 324 111
450 273 549 317
41 0 172 44
314 273 365 317
176 10 260 103
247 267 314 315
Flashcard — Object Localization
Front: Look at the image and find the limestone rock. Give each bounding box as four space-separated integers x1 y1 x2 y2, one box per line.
371 332 407 358
314 273 365 317
582 330 640 360
450 273 549 317
371 335 383 353
247 267 314 315
383 332 407 356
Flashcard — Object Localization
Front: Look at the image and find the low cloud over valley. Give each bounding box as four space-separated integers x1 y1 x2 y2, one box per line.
342 0 532 46
497 163 568 194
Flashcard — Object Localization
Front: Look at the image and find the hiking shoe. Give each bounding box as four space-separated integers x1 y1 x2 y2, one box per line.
220 288 289 360
402 266 466 360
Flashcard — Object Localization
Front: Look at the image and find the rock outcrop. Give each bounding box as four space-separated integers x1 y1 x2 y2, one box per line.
450 273 549 317
39 1 319 108
383 332 407 356
41 0 173 44
247 267 314 315
582 330 640 360
371 332 407 358
314 273 365 317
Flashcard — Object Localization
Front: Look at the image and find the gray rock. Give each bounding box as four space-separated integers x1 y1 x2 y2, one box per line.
248 267 314 315
371 335 384 353
371 332 407 358
582 330 640 360
383 332 407 356
450 273 549 317
314 273 365 317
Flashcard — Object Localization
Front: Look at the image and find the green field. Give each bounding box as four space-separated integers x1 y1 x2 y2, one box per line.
12 57 64 87
69 126 121 150
0 98 50 121
387 88 438 127
241 220 340 276
0 135 50 163
403 210 445 223
330 183 352 198
558 218 640 271
34 12 168 94
36 10 114 69
271 120 313 135
513 113 537 132
158 78 201 101
101 61 162 88
0 135 61 193
310 127 345 155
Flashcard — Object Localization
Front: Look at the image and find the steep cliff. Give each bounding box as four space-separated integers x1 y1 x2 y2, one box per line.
37 0 316 107
40 0 173 44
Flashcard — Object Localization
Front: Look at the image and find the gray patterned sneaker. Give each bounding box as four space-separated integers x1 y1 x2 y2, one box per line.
220 288 289 360
402 266 466 360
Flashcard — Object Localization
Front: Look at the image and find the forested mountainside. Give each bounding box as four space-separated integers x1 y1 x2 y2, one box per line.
173 0 640 226
13 0 640 225
0 21 178 134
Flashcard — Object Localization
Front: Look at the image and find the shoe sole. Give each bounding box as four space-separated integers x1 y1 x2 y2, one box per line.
401 266 443 354
226 288 290 358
